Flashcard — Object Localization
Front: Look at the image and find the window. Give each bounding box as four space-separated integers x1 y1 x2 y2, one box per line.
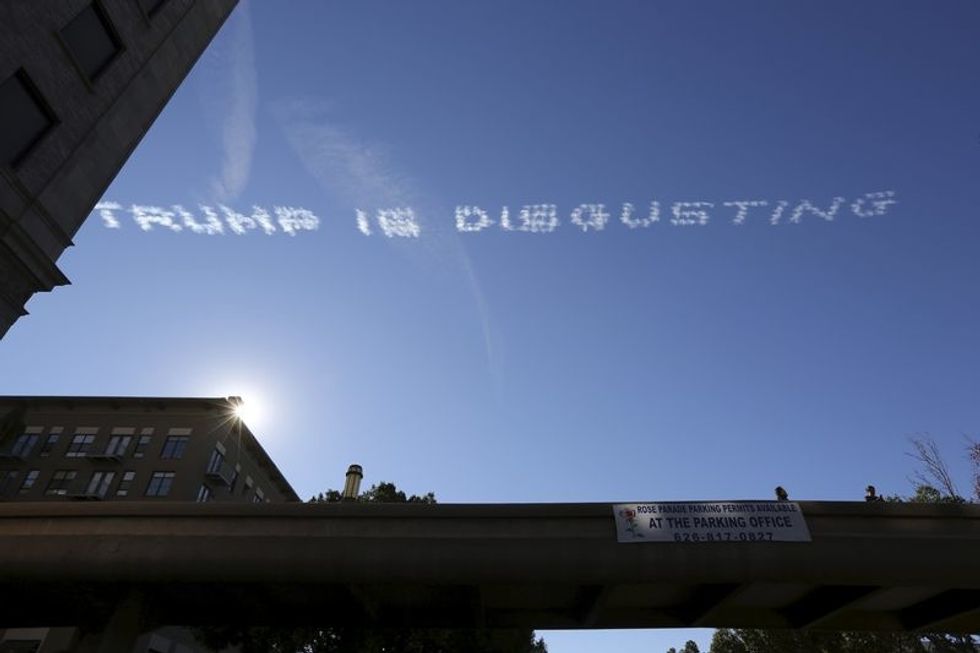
134 435 151 458
145 471 175 497
160 436 188 459
196 484 212 503
0 470 18 495
85 470 115 498
39 434 60 456
228 467 239 493
20 470 39 494
60 2 122 82
116 470 136 496
10 434 38 457
45 470 77 496
0 70 56 166
243 475 253 496
104 435 131 456
65 434 95 457
206 448 224 474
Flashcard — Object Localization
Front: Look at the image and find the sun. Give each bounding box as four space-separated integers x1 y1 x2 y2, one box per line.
231 395 264 429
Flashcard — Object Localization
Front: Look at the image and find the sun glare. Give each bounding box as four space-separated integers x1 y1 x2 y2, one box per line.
231 395 264 430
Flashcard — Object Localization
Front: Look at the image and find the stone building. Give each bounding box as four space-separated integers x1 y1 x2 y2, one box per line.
0 394 298 652
0 0 238 338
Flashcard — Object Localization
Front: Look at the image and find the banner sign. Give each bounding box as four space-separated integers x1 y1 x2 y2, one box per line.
613 501 811 543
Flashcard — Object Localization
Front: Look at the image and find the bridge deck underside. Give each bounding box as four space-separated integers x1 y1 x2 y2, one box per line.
1 501 978 632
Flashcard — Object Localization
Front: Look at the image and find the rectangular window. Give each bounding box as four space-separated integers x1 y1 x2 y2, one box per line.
10 433 39 457
134 435 151 458
196 484 212 503
243 475 253 496
39 434 60 457
60 2 122 82
160 436 188 459
65 434 95 457
206 448 224 474
105 435 132 457
145 471 175 497
20 469 39 494
116 470 136 496
45 470 77 496
0 70 56 166
0 470 18 495
228 467 239 493
85 470 116 498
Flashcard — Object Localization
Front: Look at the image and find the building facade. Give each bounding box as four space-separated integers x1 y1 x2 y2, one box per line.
0 395 298 653
0 0 238 338
0 395 297 504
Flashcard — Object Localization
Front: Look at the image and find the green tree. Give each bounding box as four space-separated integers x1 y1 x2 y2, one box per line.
197 482 546 653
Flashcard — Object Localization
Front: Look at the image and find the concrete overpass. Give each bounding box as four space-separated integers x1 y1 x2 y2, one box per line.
1 500 978 642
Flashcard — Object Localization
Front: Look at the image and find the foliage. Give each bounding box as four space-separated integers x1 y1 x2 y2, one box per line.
197 482 545 653
669 437 980 653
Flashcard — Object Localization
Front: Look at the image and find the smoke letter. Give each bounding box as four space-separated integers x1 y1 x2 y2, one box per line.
769 201 789 225
356 210 372 236
517 204 559 233
455 206 493 232
723 200 768 226
221 205 276 235
671 202 713 226
131 205 182 232
173 205 224 235
851 191 897 218
569 204 610 232
788 197 846 223
620 201 660 229
275 206 319 236
95 201 123 228
500 206 515 231
377 207 421 238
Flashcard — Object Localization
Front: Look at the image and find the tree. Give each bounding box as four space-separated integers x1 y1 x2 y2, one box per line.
671 436 980 653
197 482 547 653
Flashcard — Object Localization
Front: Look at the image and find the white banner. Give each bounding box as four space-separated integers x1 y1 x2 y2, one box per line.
613 501 811 543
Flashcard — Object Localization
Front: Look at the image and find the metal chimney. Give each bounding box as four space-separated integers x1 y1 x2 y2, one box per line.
342 464 363 501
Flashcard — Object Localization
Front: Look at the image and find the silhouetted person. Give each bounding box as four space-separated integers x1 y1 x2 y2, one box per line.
865 485 884 502
775 486 789 501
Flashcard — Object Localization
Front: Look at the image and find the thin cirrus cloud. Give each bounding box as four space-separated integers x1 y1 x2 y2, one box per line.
270 98 417 211
271 98 500 389
197 0 257 203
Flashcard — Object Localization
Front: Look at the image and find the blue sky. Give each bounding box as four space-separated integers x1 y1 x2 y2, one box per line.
3 1 980 650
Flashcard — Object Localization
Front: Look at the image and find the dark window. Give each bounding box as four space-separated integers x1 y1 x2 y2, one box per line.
134 435 151 458
20 470 39 493
66 434 95 457
206 448 224 473
85 470 115 497
39 434 60 456
228 468 239 493
116 470 136 496
10 434 38 457
105 435 131 456
0 470 18 495
160 436 188 459
138 0 168 17
60 2 121 81
0 71 55 166
145 471 174 497
196 484 212 502
45 470 77 495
